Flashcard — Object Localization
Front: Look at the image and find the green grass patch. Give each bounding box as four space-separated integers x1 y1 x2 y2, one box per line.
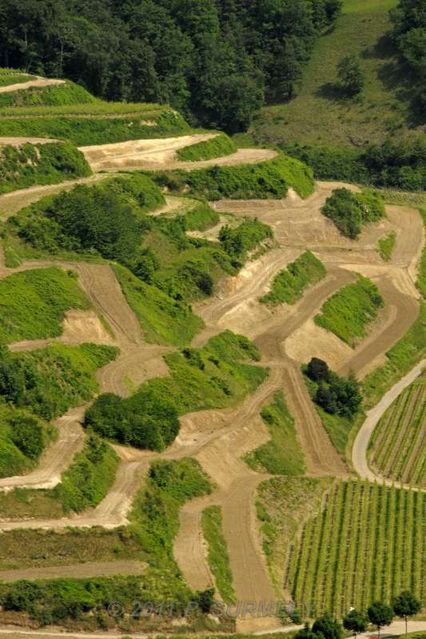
377 231 396 261
181 202 220 231
0 109 189 145
202 506 236 604
0 72 32 87
316 406 354 455
245 391 305 475
0 142 91 194
3 343 117 420
0 81 97 109
154 154 314 200
315 275 384 346
261 251 326 306
219 219 273 262
176 133 237 162
0 267 89 343
417 210 426 298
114 264 203 347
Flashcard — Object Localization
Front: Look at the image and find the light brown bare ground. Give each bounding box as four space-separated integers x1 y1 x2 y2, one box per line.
0 77 64 94
0 561 147 583
79 134 277 172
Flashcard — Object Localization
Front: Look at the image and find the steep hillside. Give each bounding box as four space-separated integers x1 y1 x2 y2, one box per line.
251 0 424 149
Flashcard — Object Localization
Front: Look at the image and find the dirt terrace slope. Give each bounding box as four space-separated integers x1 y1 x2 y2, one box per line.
0 561 147 583
80 134 277 172
0 77 64 94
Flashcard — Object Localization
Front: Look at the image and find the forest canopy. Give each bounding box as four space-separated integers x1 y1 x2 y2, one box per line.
0 0 342 131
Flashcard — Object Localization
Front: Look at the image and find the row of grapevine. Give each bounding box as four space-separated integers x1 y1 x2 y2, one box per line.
285 480 425 618
368 373 425 488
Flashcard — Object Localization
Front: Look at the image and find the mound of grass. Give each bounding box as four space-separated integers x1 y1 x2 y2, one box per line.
261 251 326 306
0 268 89 344
86 331 267 450
176 133 237 162
0 403 53 478
0 142 91 194
180 202 220 231
245 392 305 475
251 0 423 150
1 343 117 420
377 231 396 261
0 109 189 145
219 219 273 261
202 506 236 603
315 275 384 345
0 81 97 109
154 154 314 200
322 188 385 239
114 265 203 347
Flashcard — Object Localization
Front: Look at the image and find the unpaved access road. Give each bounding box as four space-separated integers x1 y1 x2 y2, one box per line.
352 359 426 489
0 561 147 583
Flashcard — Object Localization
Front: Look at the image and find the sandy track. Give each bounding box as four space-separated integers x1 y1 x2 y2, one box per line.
0 137 60 147
0 561 147 583
352 360 426 490
79 134 277 172
0 77 64 94
0 406 85 493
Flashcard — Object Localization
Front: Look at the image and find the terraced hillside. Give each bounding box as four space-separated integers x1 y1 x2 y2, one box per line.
0 66 424 637
368 372 425 488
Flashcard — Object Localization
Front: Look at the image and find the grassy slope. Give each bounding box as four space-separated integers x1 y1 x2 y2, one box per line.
201 506 236 603
245 391 305 475
315 275 384 346
0 268 90 343
260 251 326 306
251 0 424 149
256 477 331 591
176 133 237 161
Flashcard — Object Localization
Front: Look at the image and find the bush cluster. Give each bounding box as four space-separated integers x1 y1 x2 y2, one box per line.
306 357 362 419
322 188 385 239
261 251 326 305
219 219 273 262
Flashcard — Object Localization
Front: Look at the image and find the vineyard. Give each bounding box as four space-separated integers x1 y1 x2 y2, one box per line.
368 372 425 488
285 481 425 618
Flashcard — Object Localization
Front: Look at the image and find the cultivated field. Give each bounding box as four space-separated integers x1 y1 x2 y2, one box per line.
368 372 425 488
285 480 425 617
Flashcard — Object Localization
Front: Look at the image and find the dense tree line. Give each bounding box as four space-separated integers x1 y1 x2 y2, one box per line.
391 0 426 116
0 0 341 130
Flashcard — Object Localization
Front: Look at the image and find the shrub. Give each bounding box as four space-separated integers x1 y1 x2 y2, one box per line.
306 357 362 419
219 219 273 261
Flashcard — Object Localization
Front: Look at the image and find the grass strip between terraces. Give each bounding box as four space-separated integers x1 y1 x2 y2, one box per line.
176 133 237 162
0 267 90 343
0 142 91 194
315 275 384 346
0 81 97 109
377 231 397 261
260 251 326 306
201 506 236 604
153 154 314 200
245 391 305 475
